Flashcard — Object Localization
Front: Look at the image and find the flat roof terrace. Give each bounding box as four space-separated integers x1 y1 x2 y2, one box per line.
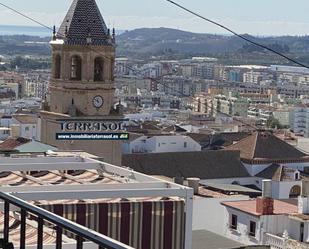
0 152 194 249
0 153 192 200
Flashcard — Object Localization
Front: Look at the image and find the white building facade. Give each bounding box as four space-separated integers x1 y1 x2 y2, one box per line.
123 135 202 154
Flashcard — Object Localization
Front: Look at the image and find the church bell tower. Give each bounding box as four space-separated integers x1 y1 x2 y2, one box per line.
40 0 122 165
49 0 116 116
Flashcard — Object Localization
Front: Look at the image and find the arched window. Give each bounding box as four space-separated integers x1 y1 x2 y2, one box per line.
70 55 82 80
54 54 61 79
289 185 301 198
94 57 104 81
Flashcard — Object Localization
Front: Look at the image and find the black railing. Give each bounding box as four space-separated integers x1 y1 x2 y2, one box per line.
0 192 134 249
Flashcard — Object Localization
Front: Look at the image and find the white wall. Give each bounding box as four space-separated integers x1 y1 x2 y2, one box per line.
260 215 289 238
297 138 309 154
150 136 201 153
20 123 37 139
272 181 302 199
124 135 202 154
0 117 12 127
224 207 261 245
224 208 309 245
193 195 249 236
11 117 38 140
0 129 10 140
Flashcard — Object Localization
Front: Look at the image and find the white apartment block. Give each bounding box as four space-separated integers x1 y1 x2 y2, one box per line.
123 135 202 154
293 105 309 137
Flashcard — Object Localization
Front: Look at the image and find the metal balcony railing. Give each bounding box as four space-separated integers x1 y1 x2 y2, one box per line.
0 192 133 249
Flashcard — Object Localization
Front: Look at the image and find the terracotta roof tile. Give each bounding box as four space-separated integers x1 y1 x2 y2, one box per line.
222 199 298 216
225 131 307 160
0 137 30 151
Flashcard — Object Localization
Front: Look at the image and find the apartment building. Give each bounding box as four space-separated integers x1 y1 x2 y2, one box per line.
293 105 309 137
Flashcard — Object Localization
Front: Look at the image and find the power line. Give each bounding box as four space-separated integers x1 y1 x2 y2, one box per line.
0 1 258 130
165 0 309 70
0 3 53 32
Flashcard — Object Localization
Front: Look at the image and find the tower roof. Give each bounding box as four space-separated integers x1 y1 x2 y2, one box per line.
57 0 113 46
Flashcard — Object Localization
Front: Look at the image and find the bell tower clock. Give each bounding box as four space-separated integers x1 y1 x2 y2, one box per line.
40 0 122 165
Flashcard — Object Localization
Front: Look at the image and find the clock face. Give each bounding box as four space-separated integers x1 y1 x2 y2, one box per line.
93 95 104 108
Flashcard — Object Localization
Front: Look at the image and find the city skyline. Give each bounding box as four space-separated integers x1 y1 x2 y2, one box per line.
0 0 308 36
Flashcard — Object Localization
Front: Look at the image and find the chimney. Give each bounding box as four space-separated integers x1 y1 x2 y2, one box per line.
187 178 200 194
256 180 274 215
174 176 184 185
301 180 309 197
262 179 272 198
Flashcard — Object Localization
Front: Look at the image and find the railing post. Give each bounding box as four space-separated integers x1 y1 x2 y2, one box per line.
56 226 63 249
76 236 83 249
37 217 44 249
20 209 26 249
3 201 10 247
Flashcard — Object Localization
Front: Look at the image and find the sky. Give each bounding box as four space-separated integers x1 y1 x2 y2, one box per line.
0 0 309 36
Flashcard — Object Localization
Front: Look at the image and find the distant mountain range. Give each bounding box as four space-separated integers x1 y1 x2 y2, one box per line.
0 25 126 37
1 26 309 65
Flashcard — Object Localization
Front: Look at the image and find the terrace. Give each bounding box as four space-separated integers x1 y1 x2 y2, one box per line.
0 152 193 249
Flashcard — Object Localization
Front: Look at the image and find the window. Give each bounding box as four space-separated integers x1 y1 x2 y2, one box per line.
230 214 237 230
54 54 61 79
70 55 82 80
249 221 256 237
25 127 30 132
94 57 104 81
184 142 187 148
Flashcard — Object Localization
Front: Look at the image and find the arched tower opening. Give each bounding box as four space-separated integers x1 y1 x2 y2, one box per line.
70 55 82 80
94 57 104 81
54 54 61 79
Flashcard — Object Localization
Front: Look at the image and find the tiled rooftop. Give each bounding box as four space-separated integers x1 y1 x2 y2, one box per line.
222 199 298 216
0 169 131 187
57 0 113 46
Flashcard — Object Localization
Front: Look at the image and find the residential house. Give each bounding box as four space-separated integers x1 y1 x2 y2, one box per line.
225 131 309 199
222 180 309 249
123 134 201 154
11 114 38 139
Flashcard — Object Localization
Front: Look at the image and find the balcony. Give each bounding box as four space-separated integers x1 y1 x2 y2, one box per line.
264 233 285 249
0 192 133 249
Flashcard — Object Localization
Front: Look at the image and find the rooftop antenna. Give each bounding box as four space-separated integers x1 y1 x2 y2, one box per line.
52 25 56 40
112 27 116 43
